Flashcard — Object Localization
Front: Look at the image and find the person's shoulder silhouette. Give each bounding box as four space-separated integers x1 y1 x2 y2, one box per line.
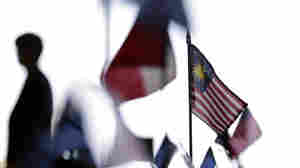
7 33 54 168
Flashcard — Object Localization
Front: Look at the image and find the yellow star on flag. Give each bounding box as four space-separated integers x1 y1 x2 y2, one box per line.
193 64 205 79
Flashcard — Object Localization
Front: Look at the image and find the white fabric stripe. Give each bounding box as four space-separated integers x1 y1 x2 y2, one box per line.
206 84 234 122
209 82 237 120
194 92 227 129
192 109 223 134
191 109 212 130
201 91 229 128
194 92 227 130
192 102 225 132
212 78 241 114
205 87 232 123
140 43 176 94
140 67 164 93
194 102 225 131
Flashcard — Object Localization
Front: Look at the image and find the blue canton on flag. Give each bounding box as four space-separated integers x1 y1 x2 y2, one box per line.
191 45 215 92
189 44 247 134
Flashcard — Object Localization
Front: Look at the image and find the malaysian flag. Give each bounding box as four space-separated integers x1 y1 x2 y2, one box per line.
189 44 247 134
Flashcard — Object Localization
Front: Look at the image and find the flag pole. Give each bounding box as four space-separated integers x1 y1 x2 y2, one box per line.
186 30 193 160
101 0 110 85
106 2 110 69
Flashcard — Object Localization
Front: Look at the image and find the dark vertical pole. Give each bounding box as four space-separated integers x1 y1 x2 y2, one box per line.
186 30 193 160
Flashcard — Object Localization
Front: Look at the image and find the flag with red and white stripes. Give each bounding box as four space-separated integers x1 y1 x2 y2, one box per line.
102 21 176 102
101 0 188 103
189 44 247 134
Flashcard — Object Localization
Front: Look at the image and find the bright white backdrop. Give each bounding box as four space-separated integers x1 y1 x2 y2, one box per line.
0 0 299 167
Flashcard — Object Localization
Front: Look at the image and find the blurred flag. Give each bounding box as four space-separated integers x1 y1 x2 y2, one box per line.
54 84 154 167
154 136 177 168
53 94 98 167
228 108 262 158
154 135 194 168
102 11 179 102
103 22 176 102
102 0 189 27
189 44 247 134
200 148 216 168
131 0 188 27
53 99 89 157
102 0 189 102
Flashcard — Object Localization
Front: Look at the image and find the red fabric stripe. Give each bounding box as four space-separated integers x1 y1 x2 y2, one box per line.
228 110 262 158
104 22 169 102
196 89 223 125
207 84 234 122
105 67 146 101
210 82 238 117
109 23 167 67
215 80 240 112
214 77 246 108
205 89 231 127
194 92 226 130
192 104 223 133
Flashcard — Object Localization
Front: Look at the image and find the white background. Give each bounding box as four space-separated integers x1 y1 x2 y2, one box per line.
0 0 299 167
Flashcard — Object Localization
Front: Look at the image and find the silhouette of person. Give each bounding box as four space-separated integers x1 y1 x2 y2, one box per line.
7 33 54 168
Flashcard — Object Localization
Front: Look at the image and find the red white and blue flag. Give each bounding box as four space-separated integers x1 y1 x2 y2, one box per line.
228 108 262 158
102 22 176 102
101 0 191 102
189 44 248 134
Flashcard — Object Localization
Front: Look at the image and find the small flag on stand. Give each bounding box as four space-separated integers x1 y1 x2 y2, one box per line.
188 43 261 166
200 148 216 168
189 44 247 134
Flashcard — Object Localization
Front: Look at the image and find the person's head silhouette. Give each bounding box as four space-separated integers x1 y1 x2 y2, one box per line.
15 33 43 69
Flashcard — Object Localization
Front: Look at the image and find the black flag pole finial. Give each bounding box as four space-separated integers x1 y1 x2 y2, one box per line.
186 30 191 45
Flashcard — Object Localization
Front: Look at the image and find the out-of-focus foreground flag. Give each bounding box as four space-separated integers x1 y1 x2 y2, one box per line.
103 22 175 102
189 44 248 134
102 0 188 102
228 108 262 158
200 148 216 168
102 0 188 27
154 135 194 168
154 136 177 168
